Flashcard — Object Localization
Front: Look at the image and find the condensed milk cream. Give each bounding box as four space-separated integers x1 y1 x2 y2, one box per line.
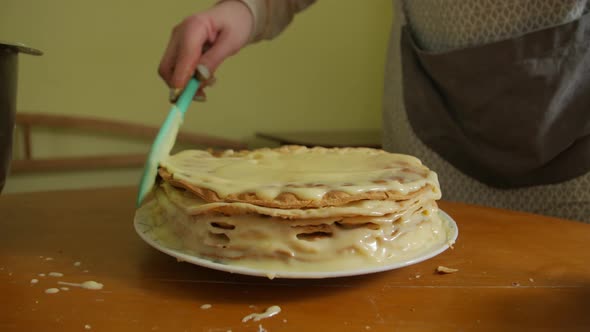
138 146 452 275
160 146 440 201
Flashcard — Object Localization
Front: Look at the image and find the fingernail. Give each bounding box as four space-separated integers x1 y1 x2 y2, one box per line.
169 88 181 102
193 91 207 102
196 64 210 80
207 76 217 87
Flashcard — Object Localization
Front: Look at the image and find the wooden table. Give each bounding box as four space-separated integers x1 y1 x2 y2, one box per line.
256 130 382 148
1 187 590 332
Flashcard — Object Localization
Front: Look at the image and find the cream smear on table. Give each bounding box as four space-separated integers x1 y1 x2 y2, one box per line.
57 281 103 290
242 306 281 323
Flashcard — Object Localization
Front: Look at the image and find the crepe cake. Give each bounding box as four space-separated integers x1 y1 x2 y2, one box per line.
137 145 452 273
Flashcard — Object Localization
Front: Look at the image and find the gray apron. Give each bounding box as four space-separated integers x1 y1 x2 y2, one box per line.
401 11 590 188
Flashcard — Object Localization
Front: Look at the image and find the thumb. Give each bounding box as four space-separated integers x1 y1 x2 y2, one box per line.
198 30 240 74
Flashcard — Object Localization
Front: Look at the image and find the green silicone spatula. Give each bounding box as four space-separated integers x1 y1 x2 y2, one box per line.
136 77 201 207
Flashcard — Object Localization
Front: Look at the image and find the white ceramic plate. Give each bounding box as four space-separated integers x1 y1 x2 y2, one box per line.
134 209 458 279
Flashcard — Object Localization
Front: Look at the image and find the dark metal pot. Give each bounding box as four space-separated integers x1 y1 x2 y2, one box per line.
0 41 42 193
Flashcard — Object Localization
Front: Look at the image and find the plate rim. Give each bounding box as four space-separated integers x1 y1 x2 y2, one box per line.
134 209 459 279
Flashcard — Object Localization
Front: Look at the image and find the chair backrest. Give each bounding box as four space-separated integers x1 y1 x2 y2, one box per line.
11 112 247 173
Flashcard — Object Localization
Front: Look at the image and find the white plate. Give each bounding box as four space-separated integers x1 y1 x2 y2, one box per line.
134 209 458 279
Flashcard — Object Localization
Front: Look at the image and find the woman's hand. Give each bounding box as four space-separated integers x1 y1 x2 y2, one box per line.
158 0 253 99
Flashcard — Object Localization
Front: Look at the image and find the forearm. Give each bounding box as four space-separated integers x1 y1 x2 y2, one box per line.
237 0 316 42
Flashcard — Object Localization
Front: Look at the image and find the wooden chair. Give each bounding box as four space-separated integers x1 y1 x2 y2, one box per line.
11 112 247 173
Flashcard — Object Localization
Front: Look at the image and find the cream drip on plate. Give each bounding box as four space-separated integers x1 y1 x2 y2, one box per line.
139 190 451 274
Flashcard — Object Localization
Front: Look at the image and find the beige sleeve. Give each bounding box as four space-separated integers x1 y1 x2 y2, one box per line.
237 0 317 42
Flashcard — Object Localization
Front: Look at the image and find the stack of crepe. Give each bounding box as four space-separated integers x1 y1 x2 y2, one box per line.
139 145 449 272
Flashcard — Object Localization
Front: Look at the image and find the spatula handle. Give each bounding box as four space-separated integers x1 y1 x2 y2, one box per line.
175 78 200 116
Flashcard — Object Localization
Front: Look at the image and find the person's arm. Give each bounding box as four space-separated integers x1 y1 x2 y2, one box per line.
158 0 315 97
239 0 316 42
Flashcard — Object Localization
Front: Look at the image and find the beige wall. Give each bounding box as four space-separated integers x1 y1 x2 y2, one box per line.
1 0 392 193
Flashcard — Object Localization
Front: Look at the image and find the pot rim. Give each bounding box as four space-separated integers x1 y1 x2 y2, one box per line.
0 40 42 56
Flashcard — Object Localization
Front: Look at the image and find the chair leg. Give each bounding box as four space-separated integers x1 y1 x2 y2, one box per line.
22 124 32 160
